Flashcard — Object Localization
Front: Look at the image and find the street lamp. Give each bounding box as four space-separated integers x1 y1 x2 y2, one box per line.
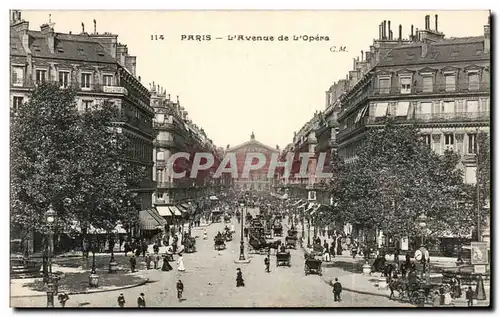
238 197 247 261
417 214 428 247
45 205 56 308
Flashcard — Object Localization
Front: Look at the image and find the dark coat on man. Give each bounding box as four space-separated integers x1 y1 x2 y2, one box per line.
137 295 146 307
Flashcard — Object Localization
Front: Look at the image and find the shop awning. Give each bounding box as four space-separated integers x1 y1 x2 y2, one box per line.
305 203 316 213
293 199 303 206
156 206 173 217
297 202 308 209
139 208 167 230
178 203 190 212
170 206 182 216
68 221 126 234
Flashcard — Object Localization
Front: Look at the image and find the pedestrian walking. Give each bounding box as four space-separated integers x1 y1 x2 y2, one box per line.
153 243 159 254
176 280 184 300
264 256 270 273
137 293 146 307
153 253 160 270
330 242 336 259
117 293 126 308
57 292 69 307
141 240 148 257
145 253 152 270
466 286 474 307
129 254 137 272
332 278 342 302
162 254 173 271
124 241 130 256
203 229 208 240
177 254 186 272
236 268 245 287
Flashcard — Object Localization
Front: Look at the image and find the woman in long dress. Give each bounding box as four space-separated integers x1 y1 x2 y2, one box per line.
177 254 186 272
161 254 173 271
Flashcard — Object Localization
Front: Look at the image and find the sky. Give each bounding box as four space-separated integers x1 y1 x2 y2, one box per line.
19 10 490 149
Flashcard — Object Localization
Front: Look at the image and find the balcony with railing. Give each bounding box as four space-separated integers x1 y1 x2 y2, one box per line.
371 84 490 97
153 139 176 148
153 120 176 130
337 111 489 141
11 78 129 95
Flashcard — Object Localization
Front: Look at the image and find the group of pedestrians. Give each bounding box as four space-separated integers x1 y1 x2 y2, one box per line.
117 280 185 307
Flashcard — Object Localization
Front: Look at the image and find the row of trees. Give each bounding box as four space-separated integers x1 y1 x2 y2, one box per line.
11 84 145 249
320 121 489 242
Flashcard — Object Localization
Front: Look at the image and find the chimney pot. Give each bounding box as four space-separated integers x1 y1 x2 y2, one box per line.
398 24 402 40
388 20 391 39
379 24 382 40
435 14 438 32
411 24 414 38
389 30 393 40
383 20 387 39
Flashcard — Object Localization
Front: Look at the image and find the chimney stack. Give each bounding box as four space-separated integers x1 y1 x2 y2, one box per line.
383 20 387 39
484 21 490 53
389 30 393 40
93 19 97 34
40 23 55 53
425 15 430 30
167 94 171 101
411 24 414 40
388 21 391 39
416 28 419 41
81 22 85 34
435 14 438 32
398 24 402 40
379 23 382 40
361 50 363 61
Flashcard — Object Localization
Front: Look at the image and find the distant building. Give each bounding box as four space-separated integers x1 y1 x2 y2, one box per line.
227 132 279 192
150 85 229 225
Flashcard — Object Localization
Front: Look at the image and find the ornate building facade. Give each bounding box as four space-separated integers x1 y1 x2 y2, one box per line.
227 133 279 192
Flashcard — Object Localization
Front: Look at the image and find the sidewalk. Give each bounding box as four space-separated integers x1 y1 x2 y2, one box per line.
284 222 491 307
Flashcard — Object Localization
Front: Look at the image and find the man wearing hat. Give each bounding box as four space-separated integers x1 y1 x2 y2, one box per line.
137 293 146 307
415 244 430 277
117 293 126 307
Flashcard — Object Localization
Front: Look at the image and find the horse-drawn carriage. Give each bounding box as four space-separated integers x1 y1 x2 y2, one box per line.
276 251 291 267
304 256 322 276
273 223 283 236
224 214 231 223
264 228 273 239
183 235 196 253
214 235 226 250
212 209 223 223
285 228 299 249
224 231 233 242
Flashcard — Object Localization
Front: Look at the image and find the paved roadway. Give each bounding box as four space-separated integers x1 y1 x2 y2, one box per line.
11 207 407 307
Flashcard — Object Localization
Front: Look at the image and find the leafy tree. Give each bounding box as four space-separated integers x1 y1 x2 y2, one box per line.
477 132 490 205
330 120 478 242
11 83 143 254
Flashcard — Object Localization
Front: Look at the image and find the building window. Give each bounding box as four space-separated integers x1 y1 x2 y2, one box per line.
82 100 93 111
81 73 92 89
467 133 477 154
468 72 480 91
422 76 433 93
422 134 431 147
103 74 113 86
445 134 454 145
445 74 456 92
466 100 479 113
400 77 411 94
59 71 70 88
35 69 47 84
442 101 455 114
13 96 24 111
379 78 390 94
12 66 24 86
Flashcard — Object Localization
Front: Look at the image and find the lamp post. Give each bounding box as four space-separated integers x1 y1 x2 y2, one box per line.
417 214 428 247
108 232 117 273
238 198 246 261
45 205 56 308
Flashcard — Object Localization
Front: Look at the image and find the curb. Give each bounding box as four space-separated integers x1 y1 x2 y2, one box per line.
11 277 150 298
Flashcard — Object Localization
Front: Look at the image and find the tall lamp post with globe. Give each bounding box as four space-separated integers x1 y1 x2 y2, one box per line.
45 205 56 308
235 193 251 264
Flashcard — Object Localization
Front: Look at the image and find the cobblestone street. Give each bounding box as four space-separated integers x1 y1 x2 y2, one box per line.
11 208 408 308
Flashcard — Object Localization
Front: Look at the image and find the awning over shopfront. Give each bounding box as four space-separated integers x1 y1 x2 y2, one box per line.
178 203 190 212
68 221 126 234
170 206 182 216
297 202 308 209
139 208 167 230
293 199 304 206
156 206 173 217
